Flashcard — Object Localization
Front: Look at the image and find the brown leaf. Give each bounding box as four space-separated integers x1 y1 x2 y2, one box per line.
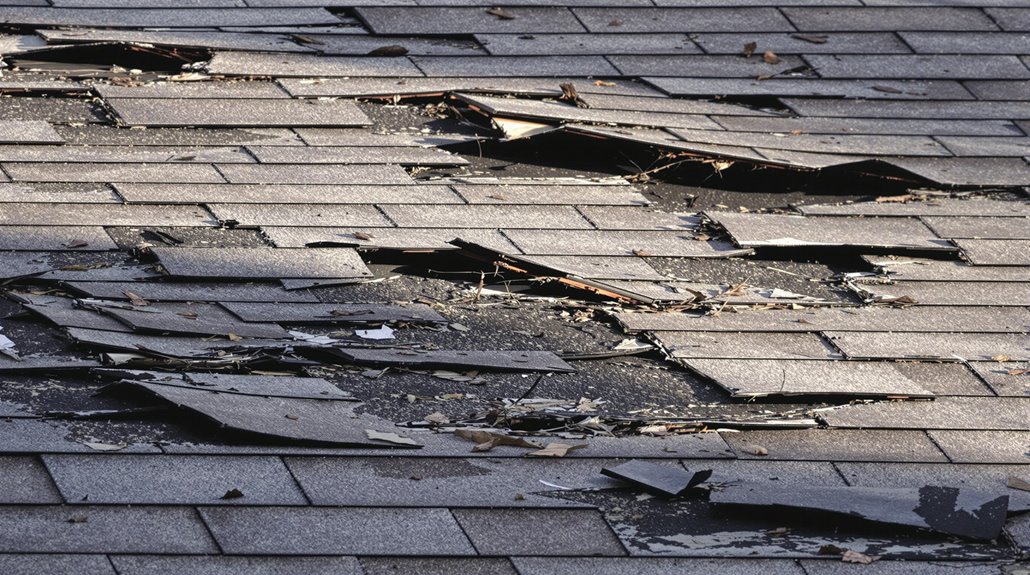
123 290 149 307
593 80 616 87
741 41 757 58
454 429 541 452
763 50 780 64
176 311 199 320
485 6 516 19
692 233 711 241
526 442 587 458
1007 475 1030 492
1006 369 1028 375
67 515 89 524
790 33 828 44
992 355 1011 362
227 333 242 342
367 45 408 57
220 488 244 500
818 544 845 556
842 550 879 564
66 239 89 249
353 231 375 241
632 249 652 257
608 19 623 26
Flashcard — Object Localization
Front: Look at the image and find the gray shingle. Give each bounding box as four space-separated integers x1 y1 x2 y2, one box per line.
477 33 699 55
115 183 460 204
708 212 950 250
694 32 908 54
0 225 118 251
208 203 393 227
782 99 1030 119
246 145 466 165
0 554 114 575
64 281 319 303
965 80 1030 101
96 81 288 99
850 281 1029 306
216 163 413 185
967 361 1030 397
356 6 585 34
801 560 1003 575
262 226 517 252
0 121 63 144
0 204 215 226
310 35 483 56
380 204 593 229
205 51 422 77
0 145 253 164
861 255 1030 282
0 7 341 27
654 331 842 360
573 7 794 33
100 302 290 338
670 128 949 156
453 508 626 556
577 207 698 230
799 197 1030 217
220 301 444 324
505 230 751 257
285 456 614 507
453 94 721 129
928 430 1030 463
42 28 310 53
835 461 1030 511
892 156 1030 184
55 125 302 147
936 136 1030 157
901 31 1030 54
200 507 476 555
806 55 1030 80
819 398 1030 431
362 558 516 575
412 56 619 77
956 239 1030 265
517 255 668 280
152 247 372 279
783 7 998 31
112 556 363 575
610 54 807 77
513 557 805 575
279 76 662 99
922 215 1030 239
646 77 975 100
453 184 647 206
0 505 217 553
987 8 1030 31
2 163 225 183
109 98 370 128
713 116 1014 136
825 331 1030 361
43 455 307 505
0 456 62 503
720 429 948 462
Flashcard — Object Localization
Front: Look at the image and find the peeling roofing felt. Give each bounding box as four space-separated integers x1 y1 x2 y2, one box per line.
0 1 1028 572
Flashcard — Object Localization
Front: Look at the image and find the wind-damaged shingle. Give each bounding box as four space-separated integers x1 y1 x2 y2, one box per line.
331 348 576 373
707 211 953 250
220 301 445 324
108 98 371 128
151 247 373 279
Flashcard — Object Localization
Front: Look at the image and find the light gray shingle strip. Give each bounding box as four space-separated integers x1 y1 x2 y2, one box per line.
850 281 1030 306
205 51 423 77
0 183 125 206
928 430 1030 463
355 6 585 34
453 509 624 557
967 361 1030 397
669 128 950 157
900 31 1030 54
783 98 1030 119
609 54 807 77
306 35 482 56
0 7 341 27
808 54 1030 80
278 76 662 99
614 306 1030 334
0 121 64 144
573 7 793 32
109 98 370 128
220 301 444 324
412 56 619 78
40 28 311 53
573 93 771 117
200 507 474 555
0 506 218 553
476 33 700 56
937 136 1030 157
715 116 1014 137
42 454 308 505
516 255 667 281
152 247 372 279
452 184 648 206
208 203 393 227
825 331 1030 361
0 226 118 251
380 204 594 229
0 456 61 503
0 145 253 164
291 128 470 147
783 6 998 31
654 331 843 360
112 556 362 575
95 81 289 100
163 373 354 401
682 358 933 398
115 183 460 204
513 558 806 575
63 281 320 303
0 555 114 575
505 229 752 257
955 239 1030 266
0 204 215 226
720 429 948 462
965 80 1030 101
2 163 226 184
577 207 699 231
245 145 468 166
692 32 908 54
800 198 1030 217
890 157 1030 186
708 212 951 250
987 7 1030 31
50 0 245 6
262 226 517 252
646 77 975 101
921 216 1030 239
98 302 290 339
819 397 1030 431
216 163 413 185
751 149 867 169
331 348 575 373
53 125 302 147
861 255 1030 282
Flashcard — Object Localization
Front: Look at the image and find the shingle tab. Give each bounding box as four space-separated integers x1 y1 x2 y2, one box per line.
112 556 363 575
783 7 998 31
573 7 794 33
206 51 423 77
928 430 1030 463
0 225 118 251
208 203 393 227
647 77 975 101
0 554 114 575
0 204 215 226
956 239 1030 265
412 56 619 77
693 32 908 54
453 509 625 556
247 145 466 165
901 31 1030 54
109 98 370 128
987 8 1030 31
505 230 752 257
708 212 950 250
806 55 1030 80
721 429 948 462
115 183 459 204
216 164 413 185
262 226 517 251
0 121 64 144
783 99 1030 119
826 331 1030 361
0 456 62 503
477 33 700 56
654 331 842 359
152 247 372 279
381 204 593 229
356 6 585 34
2 163 225 183
610 54 806 77
819 398 1030 431
714 116 1013 136
200 507 476 555
0 7 341 27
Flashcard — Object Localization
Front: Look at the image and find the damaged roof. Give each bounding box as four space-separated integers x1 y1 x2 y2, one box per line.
0 1 1028 573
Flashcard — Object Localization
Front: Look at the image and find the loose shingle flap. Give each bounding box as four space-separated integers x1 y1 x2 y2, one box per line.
329 348 575 373
117 380 419 448
92 301 290 339
139 373 358 402
65 327 281 359
220 301 445 324
710 483 1008 540
601 460 713 497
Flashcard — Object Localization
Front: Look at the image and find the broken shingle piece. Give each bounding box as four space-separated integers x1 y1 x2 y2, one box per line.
262 227 517 253
710 483 1008 540
707 212 953 251
205 51 423 77
151 247 372 280
601 460 712 497
504 230 752 257
220 302 445 325
65 327 279 358
96 302 289 339
173 373 355 402
329 348 575 373
63 281 319 303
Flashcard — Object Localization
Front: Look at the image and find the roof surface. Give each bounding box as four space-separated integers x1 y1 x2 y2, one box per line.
0 1 1028 574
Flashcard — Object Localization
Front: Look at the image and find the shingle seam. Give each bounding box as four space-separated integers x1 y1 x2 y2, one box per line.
447 508 482 555
279 457 314 506
194 505 227 554
923 431 955 464
35 455 69 505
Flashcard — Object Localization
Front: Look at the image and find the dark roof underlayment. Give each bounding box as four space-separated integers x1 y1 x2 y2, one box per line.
0 2 1028 573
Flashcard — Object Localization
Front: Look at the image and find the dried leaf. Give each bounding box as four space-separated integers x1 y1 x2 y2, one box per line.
66 239 89 249
526 442 587 458
450 322 470 332
593 80 616 87
353 231 375 241
220 488 244 500
123 290 149 307
485 6 516 19
763 50 780 64
790 33 829 44
992 355 1011 362
1007 475 1030 492
842 550 879 564
741 41 757 58
818 544 845 556
284 414 299 420
454 429 541 452
608 19 623 26
748 445 769 456
425 411 450 424
67 515 89 524
176 311 199 320
227 333 242 342
366 429 419 446
1006 369 1028 376
632 249 652 257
